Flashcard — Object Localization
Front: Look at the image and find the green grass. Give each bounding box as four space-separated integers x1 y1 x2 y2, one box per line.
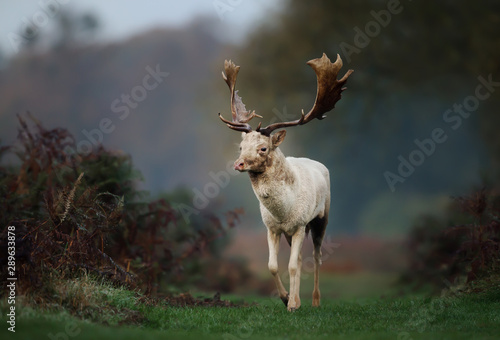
2 291 500 339
1 275 499 340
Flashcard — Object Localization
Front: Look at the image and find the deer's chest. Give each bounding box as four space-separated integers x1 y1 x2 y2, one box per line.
253 182 304 233
253 179 291 210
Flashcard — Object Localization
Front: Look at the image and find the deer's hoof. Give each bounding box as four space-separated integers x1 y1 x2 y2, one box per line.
281 294 289 307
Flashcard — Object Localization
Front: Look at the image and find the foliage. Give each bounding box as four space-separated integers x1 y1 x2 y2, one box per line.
0 115 244 299
233 0 500 234
402 188 500 291
2 2 499 237
447 190 500 281
239 0 500 101
0 15 223 207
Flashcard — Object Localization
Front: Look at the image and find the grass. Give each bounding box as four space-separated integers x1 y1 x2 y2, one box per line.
1 274 500 340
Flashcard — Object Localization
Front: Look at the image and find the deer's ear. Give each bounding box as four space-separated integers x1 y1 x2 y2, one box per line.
271 130 286 147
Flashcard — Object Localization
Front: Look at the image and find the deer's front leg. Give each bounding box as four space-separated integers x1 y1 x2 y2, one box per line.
267 230 289 305
288 228 305 312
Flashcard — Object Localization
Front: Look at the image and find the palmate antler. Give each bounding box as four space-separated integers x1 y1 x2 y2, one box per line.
258 54 353 136
218 59 262 133
219 53 353 135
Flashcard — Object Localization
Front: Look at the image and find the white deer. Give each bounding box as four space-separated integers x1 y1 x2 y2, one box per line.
219 53 352 311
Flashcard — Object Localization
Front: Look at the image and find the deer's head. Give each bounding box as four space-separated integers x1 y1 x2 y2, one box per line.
219 54 353 173
234 130 286 172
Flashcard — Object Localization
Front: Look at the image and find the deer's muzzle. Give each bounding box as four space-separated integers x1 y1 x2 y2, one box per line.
234 159 245 172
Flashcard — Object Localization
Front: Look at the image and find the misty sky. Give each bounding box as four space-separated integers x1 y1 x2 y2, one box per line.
0 0 282 56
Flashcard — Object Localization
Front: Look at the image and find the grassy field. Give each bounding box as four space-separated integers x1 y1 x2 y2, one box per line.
1 274 499 340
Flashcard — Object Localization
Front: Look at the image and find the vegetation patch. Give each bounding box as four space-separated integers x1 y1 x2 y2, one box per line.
0 115 245 307
402 188 500 292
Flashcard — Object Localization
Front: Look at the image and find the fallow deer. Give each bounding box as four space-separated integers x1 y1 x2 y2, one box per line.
219 53 353 311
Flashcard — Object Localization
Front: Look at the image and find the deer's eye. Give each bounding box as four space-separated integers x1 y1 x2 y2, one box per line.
260 147 267 152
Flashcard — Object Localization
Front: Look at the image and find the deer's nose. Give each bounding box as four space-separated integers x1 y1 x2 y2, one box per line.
234 160 245 171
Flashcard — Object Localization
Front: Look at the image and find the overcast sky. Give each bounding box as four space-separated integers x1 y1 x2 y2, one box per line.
0 0 283 56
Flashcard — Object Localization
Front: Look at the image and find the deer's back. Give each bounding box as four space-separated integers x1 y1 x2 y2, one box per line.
287 157 330 209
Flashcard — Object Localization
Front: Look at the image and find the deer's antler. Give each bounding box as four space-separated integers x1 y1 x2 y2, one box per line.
219 59 262 133
256 53 353 136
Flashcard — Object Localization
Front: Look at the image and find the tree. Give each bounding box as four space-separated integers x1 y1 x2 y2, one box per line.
233 0 500 234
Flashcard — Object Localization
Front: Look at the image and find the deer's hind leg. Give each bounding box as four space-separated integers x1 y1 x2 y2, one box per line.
309 214 328 307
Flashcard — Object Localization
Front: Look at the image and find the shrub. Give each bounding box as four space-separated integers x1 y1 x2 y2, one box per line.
402 188 500 291
0 114 243 300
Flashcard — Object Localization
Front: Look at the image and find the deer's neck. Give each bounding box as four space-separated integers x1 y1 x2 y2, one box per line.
248 148 296 221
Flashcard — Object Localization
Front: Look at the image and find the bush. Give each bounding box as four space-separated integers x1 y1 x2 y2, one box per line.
0 114 244 300
402 188 500 291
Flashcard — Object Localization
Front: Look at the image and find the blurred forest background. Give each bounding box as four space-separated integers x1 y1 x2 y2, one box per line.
1 0 499 297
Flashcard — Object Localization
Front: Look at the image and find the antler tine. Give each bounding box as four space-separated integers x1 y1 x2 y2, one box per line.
257 53 353 136
219 59 262 133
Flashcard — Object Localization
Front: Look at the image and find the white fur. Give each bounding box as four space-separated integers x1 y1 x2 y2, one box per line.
235 131 330 311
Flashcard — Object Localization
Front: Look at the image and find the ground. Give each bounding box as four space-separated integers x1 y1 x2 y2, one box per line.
1 273 499 340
